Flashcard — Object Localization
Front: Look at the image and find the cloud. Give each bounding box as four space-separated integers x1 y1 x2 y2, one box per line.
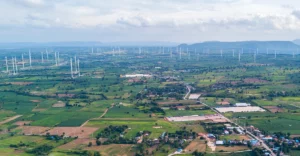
9 0 46 8
1 0 300 42
117 16 152 27
292 10 300 19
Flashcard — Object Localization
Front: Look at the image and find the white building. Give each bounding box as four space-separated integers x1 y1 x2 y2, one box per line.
235 103 251 107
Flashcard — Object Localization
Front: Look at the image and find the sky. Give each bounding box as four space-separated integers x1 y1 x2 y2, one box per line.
1 0 300 43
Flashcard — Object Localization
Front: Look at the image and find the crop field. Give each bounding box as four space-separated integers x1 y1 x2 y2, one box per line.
86 118 180 139
1 45 300 155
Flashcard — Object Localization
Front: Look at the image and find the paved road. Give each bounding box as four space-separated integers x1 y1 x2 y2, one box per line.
201 101 276 156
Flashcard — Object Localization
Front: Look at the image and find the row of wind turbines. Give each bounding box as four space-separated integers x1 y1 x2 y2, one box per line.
4 50 81 79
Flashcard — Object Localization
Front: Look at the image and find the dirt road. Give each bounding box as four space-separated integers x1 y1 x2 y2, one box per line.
0 115 22 125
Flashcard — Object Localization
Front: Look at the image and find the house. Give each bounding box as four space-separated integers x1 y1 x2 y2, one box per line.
207 134 216 138
224 130 229 135
176 106 185 110
263 136 273 141
235 103 251 107
216 140 224 145
153 139 160 144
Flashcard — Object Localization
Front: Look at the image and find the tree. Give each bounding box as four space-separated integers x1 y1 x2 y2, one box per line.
96 140 101 146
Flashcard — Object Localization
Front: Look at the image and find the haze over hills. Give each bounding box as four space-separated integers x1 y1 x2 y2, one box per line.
0 41 178 48
178 41 300 53
293 39 300 46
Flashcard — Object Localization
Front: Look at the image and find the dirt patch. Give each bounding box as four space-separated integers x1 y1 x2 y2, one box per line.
263 106 284 113
153 126 162 129
0 115 22 125
243 78 268 83
85 144 133 156
14 121 31 126
7 82 33 85
30 100 40 103
184 140 206 153
157 100 197 106
217 101 230 105
58 138 96 149
43 127 98 138
17 126 50 135
216 145 249 152
57 94 75 98
52 101 65 108
32 108 47 112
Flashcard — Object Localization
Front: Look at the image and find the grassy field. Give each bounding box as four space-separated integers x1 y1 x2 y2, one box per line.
86 118 179 139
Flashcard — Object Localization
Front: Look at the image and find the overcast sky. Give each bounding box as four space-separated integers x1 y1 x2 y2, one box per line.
1 0 300 43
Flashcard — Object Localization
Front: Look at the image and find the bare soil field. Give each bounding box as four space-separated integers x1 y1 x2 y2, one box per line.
57 94 75 98
58 138 96 149
85 144 133 156
263 106 285 113
14 121 31 126
52 101 65 108
243 78 268 83
215 106 265 113
166 114 228 122
43 127 98 138
184 140 206 153
30 100 40 103
6 82 33 85
158 100 197 106
17 126 50 135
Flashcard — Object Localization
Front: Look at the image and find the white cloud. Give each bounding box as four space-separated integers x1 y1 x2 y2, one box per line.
1 0 300 42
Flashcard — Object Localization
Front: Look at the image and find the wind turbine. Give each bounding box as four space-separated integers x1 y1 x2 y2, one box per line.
5 57 8 73
22 54 24 68
70 58 73 78
12 57 15 74
29 50 32 68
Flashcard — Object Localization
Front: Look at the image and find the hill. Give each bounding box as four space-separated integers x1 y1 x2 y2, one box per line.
178 41 300 53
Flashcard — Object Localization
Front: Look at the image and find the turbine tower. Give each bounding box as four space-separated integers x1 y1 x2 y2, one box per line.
22 54 25 68
12 57 15 74
70 58 73 78
29 50 32 68
74 56 77 73
57 52 60 65
41 52 44 63
238 52 241 62
55 52 58 66
5 57 8 73
15 57 18 74
77 59 80 76
232 49 235 57
46 49 49 61
220 49 223 57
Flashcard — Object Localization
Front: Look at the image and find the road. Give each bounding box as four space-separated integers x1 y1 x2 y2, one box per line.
183 85 192 100
201 101 276 156
0 115 22 126
80 104 114 127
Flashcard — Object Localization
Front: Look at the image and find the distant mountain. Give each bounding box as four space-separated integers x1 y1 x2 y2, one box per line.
178 41 300 53
0 42 103 48
0 41 178 48
102 41 178 47
293 39 300 46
